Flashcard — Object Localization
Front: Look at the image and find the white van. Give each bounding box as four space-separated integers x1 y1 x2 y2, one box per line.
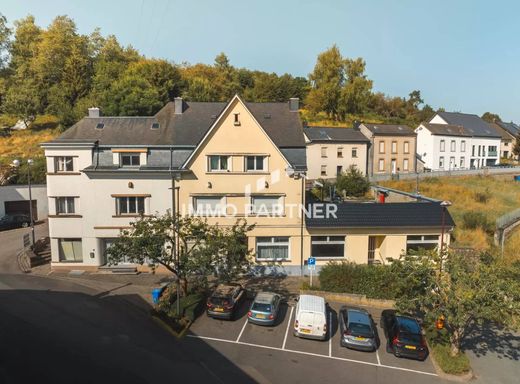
293 294 327 340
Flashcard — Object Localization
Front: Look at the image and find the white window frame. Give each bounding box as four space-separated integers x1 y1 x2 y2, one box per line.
440 140 445 152
321 165 327 176
351 147 357 158
192 196 225 216
321 147 327 158
403 141 410 154
378 159 385 172
311 235 345 259
58 238 83 262
55 197 75 215
55 156 74 172
406 235 439 253
120 153 141 167
391 141 397 154
245 155 266 172
250 195 283 216
439 156 444 169
461 140 466 152
256 237 290 261
115 196 146 216
337 147 343 158
379 141 385 154
460 157 465 168
208 155 231 172
450 140 456 152
403 158 409 171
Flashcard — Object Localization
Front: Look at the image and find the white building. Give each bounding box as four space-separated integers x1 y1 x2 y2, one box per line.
416 112 501 170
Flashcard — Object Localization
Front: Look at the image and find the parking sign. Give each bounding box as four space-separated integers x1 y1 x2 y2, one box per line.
308 257 316 266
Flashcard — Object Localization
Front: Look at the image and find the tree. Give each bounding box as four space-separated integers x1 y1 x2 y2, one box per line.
481 112 501 123
2 79 41 127
393 251 520 357
339 57 373 117
103 74 162 116
336 165 370 197
0 13 11 69
513 132 520 160
106 213 255 294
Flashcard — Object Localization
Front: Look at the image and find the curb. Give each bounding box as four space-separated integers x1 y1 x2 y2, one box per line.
428 344 474 382
151 314 192 339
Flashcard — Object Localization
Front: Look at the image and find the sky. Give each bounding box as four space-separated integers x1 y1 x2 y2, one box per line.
1 0 519 122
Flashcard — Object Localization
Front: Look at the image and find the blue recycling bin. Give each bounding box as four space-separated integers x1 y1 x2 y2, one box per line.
152 287 163 304
514 175 520 182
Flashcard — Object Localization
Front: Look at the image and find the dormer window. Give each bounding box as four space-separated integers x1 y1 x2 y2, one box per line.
234 113 240 126
120 153 140 167
151 122 160 130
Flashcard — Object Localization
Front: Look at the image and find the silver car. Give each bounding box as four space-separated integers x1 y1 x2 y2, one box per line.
247 292 281 326
339 306 377 351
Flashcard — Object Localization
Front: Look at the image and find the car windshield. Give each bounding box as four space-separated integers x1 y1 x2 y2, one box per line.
349 323 374 337
399 332 422 344
252 302 272 312
209 297 231 306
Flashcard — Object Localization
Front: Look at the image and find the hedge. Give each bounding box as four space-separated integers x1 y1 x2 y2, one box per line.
318 261 399 299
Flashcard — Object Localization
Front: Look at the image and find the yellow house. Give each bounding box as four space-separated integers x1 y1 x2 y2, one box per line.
42 95 454 275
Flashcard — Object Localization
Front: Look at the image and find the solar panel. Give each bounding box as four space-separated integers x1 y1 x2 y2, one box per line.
95 123 104 129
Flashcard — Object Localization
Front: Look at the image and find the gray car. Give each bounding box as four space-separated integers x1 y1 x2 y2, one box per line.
339 306 377 352
247 292 281 326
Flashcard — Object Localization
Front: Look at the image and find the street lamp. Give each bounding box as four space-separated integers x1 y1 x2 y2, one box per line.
439 200 452 272
12 159 35 248
170 172 182 316
287 166 307 276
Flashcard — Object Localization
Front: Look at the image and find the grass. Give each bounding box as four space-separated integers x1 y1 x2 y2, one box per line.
380 175 520 255
426 328 471 375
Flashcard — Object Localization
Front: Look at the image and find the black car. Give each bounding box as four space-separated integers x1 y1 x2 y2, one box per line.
0 214 31 231
381 310 428 361
206 283 245 320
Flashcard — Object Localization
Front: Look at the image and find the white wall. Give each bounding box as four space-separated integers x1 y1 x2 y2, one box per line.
0 184 48 219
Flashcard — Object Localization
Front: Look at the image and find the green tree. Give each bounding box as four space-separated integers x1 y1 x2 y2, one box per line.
513 132 520 160
336 165 370 197
103 74 162 116
339 57 373 117
2 79 41 127
393 251 520 356
0 13 11 69
107 213 254 294
9 15 42 76
481 112 501 123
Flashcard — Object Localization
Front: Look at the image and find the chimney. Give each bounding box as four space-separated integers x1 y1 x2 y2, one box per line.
289 98 299 112
174 97 184 114
88 107 100 118
353 120 361 130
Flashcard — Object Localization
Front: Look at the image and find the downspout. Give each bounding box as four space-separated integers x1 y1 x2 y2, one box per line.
94 140 99 170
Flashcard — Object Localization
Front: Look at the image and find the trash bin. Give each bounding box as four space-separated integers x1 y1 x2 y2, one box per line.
514 175 520 182
152 287 163 304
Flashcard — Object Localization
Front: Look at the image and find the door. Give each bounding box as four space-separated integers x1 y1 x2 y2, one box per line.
391 159 397 174
368 236 376 264
4 200 37 221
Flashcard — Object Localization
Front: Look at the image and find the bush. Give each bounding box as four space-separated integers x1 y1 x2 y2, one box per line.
318 261 399 299
462 211 492 232
474 188 491 203
336 166 370 197
426 328 471 375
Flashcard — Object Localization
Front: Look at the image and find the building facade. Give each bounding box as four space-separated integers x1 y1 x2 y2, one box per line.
491 121 519 159
303 127 369 179
359 124 417 176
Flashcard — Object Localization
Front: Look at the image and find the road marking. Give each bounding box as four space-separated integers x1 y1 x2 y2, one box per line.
282 306 294 350
376 348 381 365
328 311 332 357
236 317 249 343
186 334 437 377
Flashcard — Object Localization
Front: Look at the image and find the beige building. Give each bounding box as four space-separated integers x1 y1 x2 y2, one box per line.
359 124 417 176
42 95 453 275
490 121 519 159
303 126 369 179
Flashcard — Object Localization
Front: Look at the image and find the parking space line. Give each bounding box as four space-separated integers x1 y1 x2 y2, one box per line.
328 311 332 357
376 349 381 365
282 306 294 350
235 317 249 343
186 334 438 377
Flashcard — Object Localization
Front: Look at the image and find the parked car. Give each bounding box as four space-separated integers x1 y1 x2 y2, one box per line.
206 283 245 320
382 310 428 361
293 294 327 340
0 214 31 231
247 291 282 326
339 306 377 351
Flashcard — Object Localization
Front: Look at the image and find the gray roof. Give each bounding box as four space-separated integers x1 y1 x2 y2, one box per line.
306 202 455 228
436 111 501 138
496 121 520 138
420 123 471 137
361 124 415 136
489 122 514 140
304 126 369 143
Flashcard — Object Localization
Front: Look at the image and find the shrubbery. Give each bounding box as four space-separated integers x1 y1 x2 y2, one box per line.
462 211 492 233
318 262 399 299
336 166 371 197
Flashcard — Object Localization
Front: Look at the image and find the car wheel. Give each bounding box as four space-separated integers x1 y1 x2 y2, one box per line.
393 347 400 358
21 222 29 228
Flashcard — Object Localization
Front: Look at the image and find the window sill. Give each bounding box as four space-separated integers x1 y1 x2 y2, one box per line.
57 260 84 263
310 257 345 260
112 214 152 218
48 214 83 218
47 172 81 176
256 258 291 262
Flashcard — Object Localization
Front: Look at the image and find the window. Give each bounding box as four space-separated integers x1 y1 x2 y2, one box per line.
311 236 344 258
488 146 497 155
251 196 282 215
193 196 223 215
55 156 73 172
120 153 140 167
256 237 289 260
56 197 75 215
403 158 409 171
449 157 455 168
460 157 465 168
379 141 385 154
245 156 265 172
58 239 83 262
461 140 466 152
337 165 343 175
337 147 343 158
478 146 481 156
472 145 475 156
450 140 456 152
439 156 444 169
116 196 145 215
352 148 358 158
391 141 397 154
378 159 385 172
404 141 410 154
234 113 240 126
151 122 160 129
321 165 327 176
208 155 230 171
406 235 439 253
321 147 327 158
440 140 445 152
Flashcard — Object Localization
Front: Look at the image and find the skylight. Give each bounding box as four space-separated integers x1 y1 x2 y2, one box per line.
151 122 160 129
95 123 104 129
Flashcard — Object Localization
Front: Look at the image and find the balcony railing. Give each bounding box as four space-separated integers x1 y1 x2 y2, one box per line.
488 151 498 157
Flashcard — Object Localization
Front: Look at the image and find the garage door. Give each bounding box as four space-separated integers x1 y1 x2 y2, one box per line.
4 200 38 221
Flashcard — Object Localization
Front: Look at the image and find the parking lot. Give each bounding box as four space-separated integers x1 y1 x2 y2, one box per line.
186 298 439 382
